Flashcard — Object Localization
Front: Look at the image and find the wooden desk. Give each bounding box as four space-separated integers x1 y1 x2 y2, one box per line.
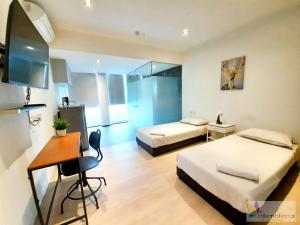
27 132 88 225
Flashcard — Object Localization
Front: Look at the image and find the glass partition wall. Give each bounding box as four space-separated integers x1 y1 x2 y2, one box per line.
126 61 182 128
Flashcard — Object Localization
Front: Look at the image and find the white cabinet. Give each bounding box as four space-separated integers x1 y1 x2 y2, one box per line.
50 58 72 85
206 123 235 142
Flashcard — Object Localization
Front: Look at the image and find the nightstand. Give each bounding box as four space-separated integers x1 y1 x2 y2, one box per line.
206 122 235 142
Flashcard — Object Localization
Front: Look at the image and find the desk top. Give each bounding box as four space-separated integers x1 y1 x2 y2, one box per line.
28 132 81 171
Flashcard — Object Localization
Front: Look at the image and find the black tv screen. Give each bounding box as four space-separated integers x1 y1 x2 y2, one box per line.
2 0 49 89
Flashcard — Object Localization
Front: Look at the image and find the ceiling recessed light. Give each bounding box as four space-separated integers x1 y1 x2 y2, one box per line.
84 0 91 8
96 59 100 64
182 28 189 36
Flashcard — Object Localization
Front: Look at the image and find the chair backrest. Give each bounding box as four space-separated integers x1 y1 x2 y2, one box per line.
89 129 103 161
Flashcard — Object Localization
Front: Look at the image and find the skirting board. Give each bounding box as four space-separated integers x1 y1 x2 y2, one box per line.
136 135 206 156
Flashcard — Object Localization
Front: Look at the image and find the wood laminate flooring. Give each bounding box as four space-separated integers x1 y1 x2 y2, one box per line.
37 141 300 225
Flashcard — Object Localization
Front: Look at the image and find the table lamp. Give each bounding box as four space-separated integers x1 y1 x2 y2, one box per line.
216 112 223 124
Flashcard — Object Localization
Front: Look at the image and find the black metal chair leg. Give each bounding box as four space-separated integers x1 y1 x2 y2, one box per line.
86 176 106 186
61 175 105 214
57 165 62 183
61 182 78 214
86 182 99 209
66 180 80 196
100 177 107 185
60 195 68 214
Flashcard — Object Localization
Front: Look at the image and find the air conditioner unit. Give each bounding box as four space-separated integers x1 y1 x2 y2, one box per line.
24 1 55 43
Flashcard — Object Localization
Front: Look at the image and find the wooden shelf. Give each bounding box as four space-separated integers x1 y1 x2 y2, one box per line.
0 104 46 116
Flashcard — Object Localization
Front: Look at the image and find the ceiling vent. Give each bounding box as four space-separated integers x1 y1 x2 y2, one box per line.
24 1 55 43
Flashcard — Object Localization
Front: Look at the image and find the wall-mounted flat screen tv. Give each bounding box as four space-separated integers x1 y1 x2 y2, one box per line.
2 0 49 89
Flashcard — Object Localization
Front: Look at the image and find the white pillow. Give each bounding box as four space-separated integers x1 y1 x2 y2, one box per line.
238 128 293 149
180 118 208 126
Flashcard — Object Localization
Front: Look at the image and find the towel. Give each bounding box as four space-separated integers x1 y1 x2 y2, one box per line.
149 130 166 136
216 161 259 182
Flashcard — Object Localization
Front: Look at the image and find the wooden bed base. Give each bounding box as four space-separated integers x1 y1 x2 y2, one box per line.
177 167 247 224
136 135 206 156
177 164 297 225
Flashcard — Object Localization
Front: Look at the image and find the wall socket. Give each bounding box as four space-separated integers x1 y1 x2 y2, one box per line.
29 113 42 124
189 110 196 116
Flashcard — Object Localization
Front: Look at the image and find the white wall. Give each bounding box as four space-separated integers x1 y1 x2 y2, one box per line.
0 0 57 224
183 6 300 143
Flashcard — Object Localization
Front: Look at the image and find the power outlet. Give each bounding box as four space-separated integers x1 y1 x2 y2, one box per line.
30 113 42 124
189 110 196 116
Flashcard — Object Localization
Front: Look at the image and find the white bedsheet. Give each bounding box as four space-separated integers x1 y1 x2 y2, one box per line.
176 134 299 213
136 122 207 148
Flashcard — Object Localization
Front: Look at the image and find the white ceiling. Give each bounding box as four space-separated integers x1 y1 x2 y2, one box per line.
31 0 300 50
50 49 147 74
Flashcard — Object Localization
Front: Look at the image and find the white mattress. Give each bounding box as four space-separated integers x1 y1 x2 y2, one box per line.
136 122 207 148
176 134 299 213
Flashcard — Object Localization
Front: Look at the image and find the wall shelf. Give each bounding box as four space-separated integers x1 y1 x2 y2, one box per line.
0 104 46 116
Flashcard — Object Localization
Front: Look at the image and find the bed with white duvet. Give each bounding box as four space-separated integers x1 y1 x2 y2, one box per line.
136 118 207 156
176 128 299 224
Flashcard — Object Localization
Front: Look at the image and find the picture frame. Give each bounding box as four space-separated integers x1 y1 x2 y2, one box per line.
220 56 246 90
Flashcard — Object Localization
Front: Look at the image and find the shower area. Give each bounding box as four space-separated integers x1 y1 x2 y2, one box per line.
127 61 182 129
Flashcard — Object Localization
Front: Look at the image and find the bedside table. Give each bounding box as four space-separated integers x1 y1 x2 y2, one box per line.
206 122 235 142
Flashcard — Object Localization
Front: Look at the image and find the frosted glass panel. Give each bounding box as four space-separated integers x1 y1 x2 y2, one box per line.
126 61 182 128
127 75 139 127
152 76 182 125
137 77 154 127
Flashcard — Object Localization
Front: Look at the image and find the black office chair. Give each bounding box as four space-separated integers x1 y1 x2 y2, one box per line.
60 129 106 214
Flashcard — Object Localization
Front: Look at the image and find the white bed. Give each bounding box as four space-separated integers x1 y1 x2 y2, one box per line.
176 134 299 213
136 122 207 148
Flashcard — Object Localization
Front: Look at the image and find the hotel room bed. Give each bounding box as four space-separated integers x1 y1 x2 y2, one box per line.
136 121 207 156
176 132 299 224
